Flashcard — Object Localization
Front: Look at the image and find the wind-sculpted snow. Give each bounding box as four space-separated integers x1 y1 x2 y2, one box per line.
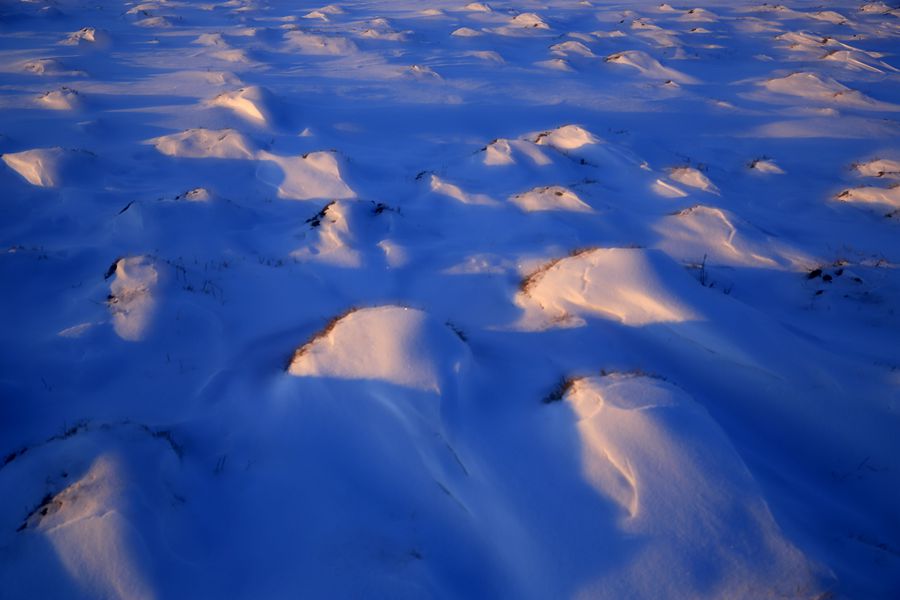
107 256 158 342
208 86 280 126
288 305 467 393
553 374 818 598
654 205 809 269
510 186 592 213
152 128 256 160
1 0 899 598
517 248 700 328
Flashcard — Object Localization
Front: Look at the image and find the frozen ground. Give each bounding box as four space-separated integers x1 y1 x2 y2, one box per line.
0 0 899 598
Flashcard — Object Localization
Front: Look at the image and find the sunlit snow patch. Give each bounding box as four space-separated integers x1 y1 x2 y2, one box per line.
107 256 158 342
152 128 256 159
36 87 81 110
557 374 820 597
510 186 592 212
287 306 466 393
257 151 355 201
606 50 698 84
284 30 358 55
531 124 599 151
1 147 93 187
27 455 156 600
668 167 719 194
208 86 279 125
517 248 698 328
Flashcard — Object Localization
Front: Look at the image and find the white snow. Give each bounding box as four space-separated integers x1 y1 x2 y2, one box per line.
532 124 599 151
559 374 817 597
837 185 900 209
855 158 900 180
606 50 698 84
108 256 159 342
516 248 699 328
510 186 592 213
151 128 256 159
288 306 465 393
257 151 355 201
208 86 278 126
668 166 719 194
1 0 899 598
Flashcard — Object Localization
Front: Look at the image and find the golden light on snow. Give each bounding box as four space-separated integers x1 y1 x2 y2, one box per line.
2 0 898 597
43 456 155 600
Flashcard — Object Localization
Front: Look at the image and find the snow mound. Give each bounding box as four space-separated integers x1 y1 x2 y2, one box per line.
532 124 599 151
359 28 406 41
536 58 573 71
655 205 801 268
855 158 900 180
285 30 358 55
510 186 592 212
511 13 549 29
257 150 355 201
359 19 407 41
836 185 900 209
19 454 155 599
482 138 552 166
451 27 482 37
318 4 345 15
171 187 212 202
1 147 90 187
430 174 496 205
860 1 893 12
405 64 441 79
558 374 818 597
291 201 361 267
606 50 698 84
61 26 110 46
22 58 61 75
21 58 83 76
761 72 894 109
466 50 503 63
287 306 465 393
194 32 226 47
517 248 697 328
464 2 492 12
748 158 785 174
209 86 278 125
762 72 847 98
550 41 595 58
807 10 849 24
775 31 834 55
152 128 256 159
491 12 551 35
37 87 81 110
679 7 718 22
668 166 718 194
210 48 254 63
108 256 158 342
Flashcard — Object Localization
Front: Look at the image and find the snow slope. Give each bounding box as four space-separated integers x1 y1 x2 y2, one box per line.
1 0 899 598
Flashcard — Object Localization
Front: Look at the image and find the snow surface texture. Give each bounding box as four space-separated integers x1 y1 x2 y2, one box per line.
1 0 899 598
